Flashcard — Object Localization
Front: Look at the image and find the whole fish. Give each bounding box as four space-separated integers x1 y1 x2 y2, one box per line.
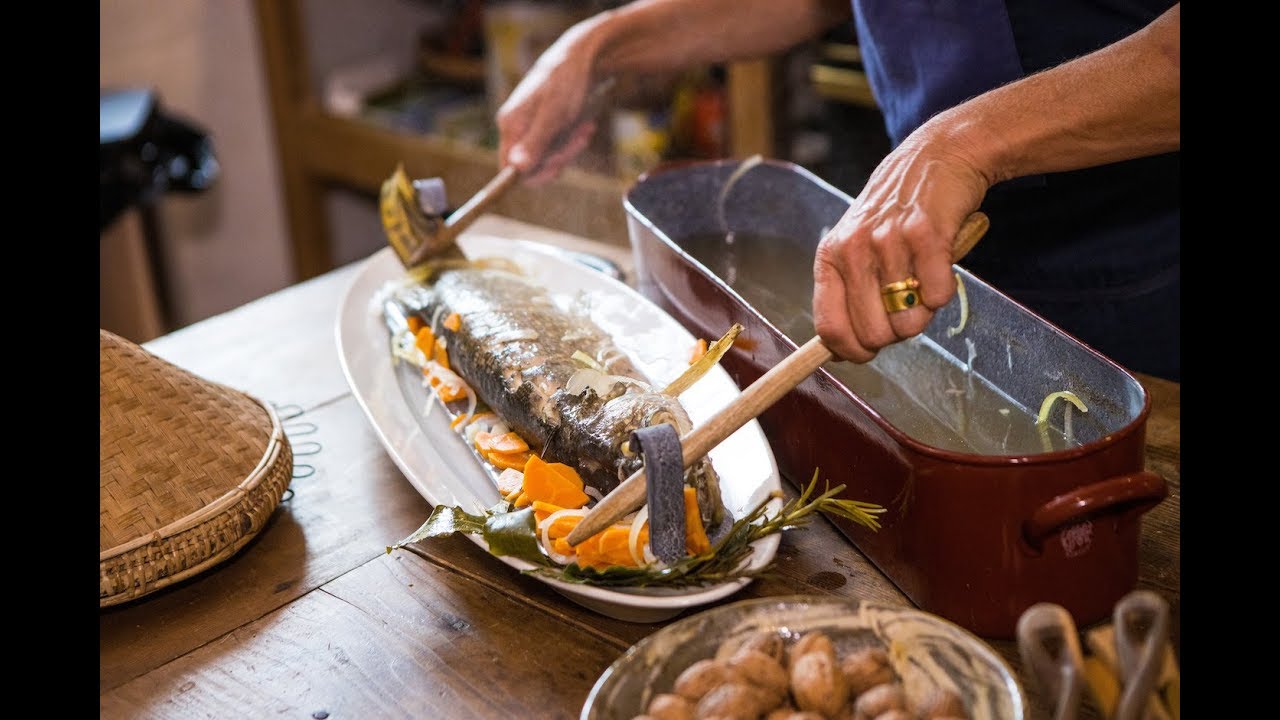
385 264 730 537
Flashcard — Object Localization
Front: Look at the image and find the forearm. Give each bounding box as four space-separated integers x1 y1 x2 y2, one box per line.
582 0 850 76
932 4 1180 186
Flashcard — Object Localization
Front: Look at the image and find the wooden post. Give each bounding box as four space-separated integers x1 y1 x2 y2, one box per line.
726 59 776 158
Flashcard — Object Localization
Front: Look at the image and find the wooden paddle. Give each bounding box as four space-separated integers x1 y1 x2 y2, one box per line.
564 211 990 547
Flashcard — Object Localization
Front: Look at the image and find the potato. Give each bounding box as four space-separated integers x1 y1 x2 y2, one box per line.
789 646 849 717
735 630 785 663
851 683 906 720
695 681 779 720
915 686 968 719
840 647 897 696
763 705 798 720
789 632 836 669
647 692 695 720
674 659 740 702
726 648 790 702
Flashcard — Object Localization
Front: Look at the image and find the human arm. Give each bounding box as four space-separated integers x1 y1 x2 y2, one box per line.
812 3 1180 362
497 0 851 183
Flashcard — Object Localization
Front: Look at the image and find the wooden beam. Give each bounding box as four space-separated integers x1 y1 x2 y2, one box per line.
254 0 333 280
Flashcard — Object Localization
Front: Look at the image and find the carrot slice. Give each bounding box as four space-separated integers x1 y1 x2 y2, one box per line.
683 486 711 555
521 454 589 509
487 449 531 472
435 381 467 404
414 327 436 357
532 500 564 524
572 534 604 568
407 316 425 334
475 431 530 455
537 508 583 540
576 525 642 568
443 312 462 332
433 337 450 370
689 338 708 364
552 537 575 557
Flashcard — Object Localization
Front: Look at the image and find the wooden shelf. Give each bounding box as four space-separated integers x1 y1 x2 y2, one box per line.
302 109 630 235
419 50 486 88
810 41 877 109
255 0 778 281
810 64 877 108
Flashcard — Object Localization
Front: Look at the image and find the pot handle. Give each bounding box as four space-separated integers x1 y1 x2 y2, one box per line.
1024 471 1168 549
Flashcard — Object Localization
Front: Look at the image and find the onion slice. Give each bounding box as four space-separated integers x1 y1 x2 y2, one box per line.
1037 390 1089 426
946 272 969 337
1036 390 1089 452
541 508 587 566
571 350 605 371
628 505 650 567
717 154 764 233
565 368 648 398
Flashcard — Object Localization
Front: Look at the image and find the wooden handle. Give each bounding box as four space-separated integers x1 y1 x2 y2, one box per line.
564 211 991 546
565 337 834 546
1112 591 1173 720
952 211 989 260
445 166 521 241
1016 603 1087 720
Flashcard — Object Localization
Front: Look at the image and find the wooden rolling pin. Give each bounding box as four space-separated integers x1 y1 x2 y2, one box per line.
564 211 990 546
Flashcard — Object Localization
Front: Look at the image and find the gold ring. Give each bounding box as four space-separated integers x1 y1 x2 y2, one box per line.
880 277 921 294
881 286 922 313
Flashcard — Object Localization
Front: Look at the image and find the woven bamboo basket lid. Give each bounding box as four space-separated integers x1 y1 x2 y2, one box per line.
100 329 294 608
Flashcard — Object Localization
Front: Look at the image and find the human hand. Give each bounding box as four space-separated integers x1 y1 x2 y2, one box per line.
812 124 993 363
496 22 601 186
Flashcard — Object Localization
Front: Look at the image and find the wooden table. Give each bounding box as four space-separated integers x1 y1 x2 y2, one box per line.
99 216 1180 719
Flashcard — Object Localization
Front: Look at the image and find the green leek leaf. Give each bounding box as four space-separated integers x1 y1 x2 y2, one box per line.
482 506 553 566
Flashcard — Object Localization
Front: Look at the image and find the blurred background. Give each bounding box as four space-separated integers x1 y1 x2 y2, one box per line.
100 0 888 344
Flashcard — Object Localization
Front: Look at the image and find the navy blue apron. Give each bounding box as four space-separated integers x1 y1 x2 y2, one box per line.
850 0 1180 381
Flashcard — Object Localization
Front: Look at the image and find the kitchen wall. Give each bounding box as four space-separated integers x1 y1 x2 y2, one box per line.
100 0 454 343
100 0 293 342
